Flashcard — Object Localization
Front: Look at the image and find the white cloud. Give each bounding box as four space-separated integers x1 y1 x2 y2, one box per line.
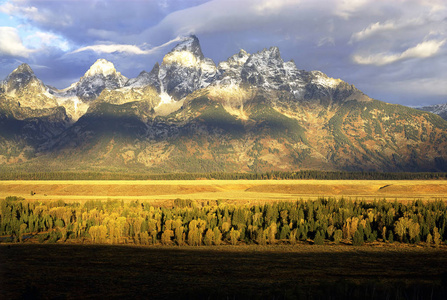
334 0 369 19
70 37 184 56
0 1 71 26
24 31 70 52
350 17 436 43
351 21 397 42
144 0 316 41
0 27 35 57
1 0 446 106
71 44 150 55
34 32 58 45
254 0 301 15
1 2 44 24
352 39 446 65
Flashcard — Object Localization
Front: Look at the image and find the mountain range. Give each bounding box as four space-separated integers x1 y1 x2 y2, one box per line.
1 35 447 173
418 103 447 121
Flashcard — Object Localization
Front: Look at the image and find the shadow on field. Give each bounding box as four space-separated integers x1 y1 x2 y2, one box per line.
1 244 447 299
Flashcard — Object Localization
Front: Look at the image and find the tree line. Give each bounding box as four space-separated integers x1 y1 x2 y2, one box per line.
1 170 447 180
1 196 446 247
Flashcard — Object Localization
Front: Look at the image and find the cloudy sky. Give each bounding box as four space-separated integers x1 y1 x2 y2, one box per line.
0 0 446 106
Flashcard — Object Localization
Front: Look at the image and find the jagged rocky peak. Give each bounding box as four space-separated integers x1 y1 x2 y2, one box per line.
240 46 290 89
157 35 218 100
219 49 250 69
215 50 250 86
162 35 207 67
0 63 60 109
125 63 161 92
3 63 38 92
13 63 34 75
245 47 283 68
233 49 250 63
171 35 204 60
125 70 150 87
2 63 52 98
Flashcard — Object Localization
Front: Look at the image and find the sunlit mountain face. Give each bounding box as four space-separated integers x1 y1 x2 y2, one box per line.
1 36 447 173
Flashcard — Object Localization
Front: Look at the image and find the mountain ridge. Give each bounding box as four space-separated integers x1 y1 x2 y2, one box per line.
1 35 447 173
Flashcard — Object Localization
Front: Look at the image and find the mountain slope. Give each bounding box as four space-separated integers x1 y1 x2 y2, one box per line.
1 36 447 173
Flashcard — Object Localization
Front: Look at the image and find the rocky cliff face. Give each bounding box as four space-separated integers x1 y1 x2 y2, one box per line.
1 35 447 172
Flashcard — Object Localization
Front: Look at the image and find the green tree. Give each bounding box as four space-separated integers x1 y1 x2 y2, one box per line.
333 229 343 245
279 225 291 240
426 233 433 247
387 230 394 243
353 230 364 246
314 231 324 245
18 223 27 242
433 227 441 247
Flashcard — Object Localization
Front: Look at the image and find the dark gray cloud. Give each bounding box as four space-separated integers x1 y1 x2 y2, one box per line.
0 0 446 106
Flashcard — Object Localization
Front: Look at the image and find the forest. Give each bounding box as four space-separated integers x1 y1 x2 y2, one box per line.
1 196 446 247
1 170 447 180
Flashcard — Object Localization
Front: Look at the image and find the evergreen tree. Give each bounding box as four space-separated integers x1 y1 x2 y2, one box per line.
353 230 364 246
333 229 343 245
314 231 324 245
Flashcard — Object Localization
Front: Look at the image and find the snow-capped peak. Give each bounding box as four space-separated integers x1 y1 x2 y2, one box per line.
54 58 127 103
171 35 204 59
162 36 206 68
84 59 118 77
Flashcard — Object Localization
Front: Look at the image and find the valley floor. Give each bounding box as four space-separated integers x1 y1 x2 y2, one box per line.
1 243 446 299
1 179 447 203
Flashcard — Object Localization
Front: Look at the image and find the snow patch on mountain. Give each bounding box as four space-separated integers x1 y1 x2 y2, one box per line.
159 91 174 105
310 71 342 88
55 96 89 122
154 97 184 116
162 51 199 68
208 84 252 120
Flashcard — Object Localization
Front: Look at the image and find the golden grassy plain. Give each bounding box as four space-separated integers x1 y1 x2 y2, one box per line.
1 179 447 203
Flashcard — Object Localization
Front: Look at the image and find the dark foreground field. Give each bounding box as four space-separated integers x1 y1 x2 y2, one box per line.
1 244 447 300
